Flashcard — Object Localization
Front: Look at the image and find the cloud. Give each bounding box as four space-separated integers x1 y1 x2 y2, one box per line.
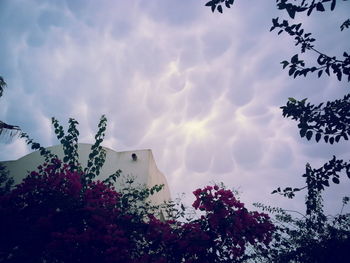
232 132 264 169
0 0 348 215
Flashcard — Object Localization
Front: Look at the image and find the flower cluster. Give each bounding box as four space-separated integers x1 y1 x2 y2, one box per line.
0 160 275 262
191 185 275 260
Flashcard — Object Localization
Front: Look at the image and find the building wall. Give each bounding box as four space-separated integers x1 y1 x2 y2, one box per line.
1 143 171 206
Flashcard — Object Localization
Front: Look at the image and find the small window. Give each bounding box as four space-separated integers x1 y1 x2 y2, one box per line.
131 153 137 161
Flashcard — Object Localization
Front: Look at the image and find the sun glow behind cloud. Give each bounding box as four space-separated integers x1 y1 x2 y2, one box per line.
182 118 210 140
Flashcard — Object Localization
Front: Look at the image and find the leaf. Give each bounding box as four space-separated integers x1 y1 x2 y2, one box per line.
205 1 214 7
335 135 341 142
286 7 296 19
315 133 321 142
318 70 323 78
293 70 300 78
288 97 296 103
329 137 335 144
281 60 289 69
217 5 223 13
322 180 330 187
336 71 342 81
307 5 314 16
325 67 330 76
289 67 296 76
331 0 336 11
316 2 325 11
300 98 307 104
291 54 298 64
306 130 313 140
300 129 307 138
332 177 340 184
181 204 185 211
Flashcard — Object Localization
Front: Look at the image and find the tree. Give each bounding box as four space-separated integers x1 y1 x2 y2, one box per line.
204 0 350 261
205 1 350 81
0 76 21 139
254 195 350 263
204 0 350 189
204 0 350 212
0 116 275 263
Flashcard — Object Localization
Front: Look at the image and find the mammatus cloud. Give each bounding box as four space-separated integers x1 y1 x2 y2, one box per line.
0 0 349 214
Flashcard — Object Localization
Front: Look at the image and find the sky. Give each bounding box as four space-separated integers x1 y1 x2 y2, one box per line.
1 0 349 215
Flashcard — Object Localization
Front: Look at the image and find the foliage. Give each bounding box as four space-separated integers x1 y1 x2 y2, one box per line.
0 117 275 262
0 76 21 139
341 18 350 31
281 95 350 144
0 164 14 196
205 1 350 81
255 200 350 263
204 0 350 262
270 18 350 82
0 76 5 98
205 0 235 13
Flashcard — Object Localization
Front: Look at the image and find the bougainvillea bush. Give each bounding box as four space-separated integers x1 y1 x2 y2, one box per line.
0 159 274 263
0 116 275 263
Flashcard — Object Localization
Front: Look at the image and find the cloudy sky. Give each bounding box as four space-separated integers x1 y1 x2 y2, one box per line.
1 0 349 214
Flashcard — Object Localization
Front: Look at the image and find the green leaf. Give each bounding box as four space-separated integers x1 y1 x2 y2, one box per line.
300 98 307 104
288 97 297 103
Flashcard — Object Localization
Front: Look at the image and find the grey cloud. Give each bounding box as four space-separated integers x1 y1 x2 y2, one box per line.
301 139 350 160
141 0 200 26
201 30 232 60
178 38 202 69
211 145 235 174
185 140 213 173
226 83 255 106
265 140 294 169
37 8 67 30
232 134 264 169
110 20 133 40
0 0 348 215
165 73 186 93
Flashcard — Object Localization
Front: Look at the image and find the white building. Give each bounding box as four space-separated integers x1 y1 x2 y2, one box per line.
1 143 171 206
